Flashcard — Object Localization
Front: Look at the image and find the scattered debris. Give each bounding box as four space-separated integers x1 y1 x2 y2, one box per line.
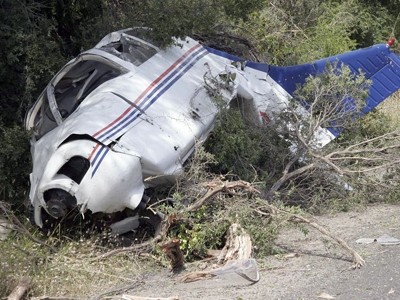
356 234 400 245
257 204 366 268
317 292 336 299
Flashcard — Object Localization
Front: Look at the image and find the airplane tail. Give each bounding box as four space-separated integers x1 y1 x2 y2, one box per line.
246 43 400 137
205 42 400 137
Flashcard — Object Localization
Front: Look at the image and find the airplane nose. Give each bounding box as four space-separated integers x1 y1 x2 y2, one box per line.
44 189 77 218
47 198 67 218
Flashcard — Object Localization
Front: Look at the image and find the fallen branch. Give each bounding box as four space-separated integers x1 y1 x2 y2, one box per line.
93 180 258 262
8 277 31 300
161 239 185 273
89 280 145 300
256 205 365 268
90 240 155 262
0 202 56 253
181 258 260 284
289 214 365 268
183 179 260 212
180 271 216 283
91 213 179 262
218 223 252 263
181 224 260 283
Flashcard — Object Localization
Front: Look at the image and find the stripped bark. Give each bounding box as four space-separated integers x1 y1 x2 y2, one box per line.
7 277 31 300
180 223 259 283
217 223 252 263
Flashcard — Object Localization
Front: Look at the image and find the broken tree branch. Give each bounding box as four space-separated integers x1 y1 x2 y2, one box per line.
7 277 31 300
93 180 258 262
181 223 259 284
160 239 185 273
90 240 156 262
0 202 56 253
218 223 252 263
183 179 260 212
256 205 365 268
289 213 365 268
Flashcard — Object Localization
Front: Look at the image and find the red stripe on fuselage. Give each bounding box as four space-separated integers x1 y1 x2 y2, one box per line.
88 143 101 161
92 43 202 139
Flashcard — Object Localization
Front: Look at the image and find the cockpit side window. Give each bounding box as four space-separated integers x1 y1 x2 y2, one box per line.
53 60 123 120
29 56 126 140
32 92 58 140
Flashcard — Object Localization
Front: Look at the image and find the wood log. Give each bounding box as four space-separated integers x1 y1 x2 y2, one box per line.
181 224 259 283
218 223 252 263
7 277 31 300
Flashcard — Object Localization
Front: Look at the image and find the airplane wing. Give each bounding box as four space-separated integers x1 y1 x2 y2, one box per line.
206 43 400 138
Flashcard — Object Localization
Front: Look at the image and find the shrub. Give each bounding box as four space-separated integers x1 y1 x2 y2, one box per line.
0 124 31 209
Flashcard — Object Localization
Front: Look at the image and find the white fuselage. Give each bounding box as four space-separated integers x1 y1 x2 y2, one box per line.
26 29 332 227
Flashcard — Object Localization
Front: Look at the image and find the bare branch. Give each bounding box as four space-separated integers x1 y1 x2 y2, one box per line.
256 205 365 268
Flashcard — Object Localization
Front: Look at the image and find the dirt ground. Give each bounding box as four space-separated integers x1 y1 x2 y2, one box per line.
113 204 400 300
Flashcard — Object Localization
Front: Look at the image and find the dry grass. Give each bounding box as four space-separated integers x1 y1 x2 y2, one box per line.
0 230 165 298
378 90 400 126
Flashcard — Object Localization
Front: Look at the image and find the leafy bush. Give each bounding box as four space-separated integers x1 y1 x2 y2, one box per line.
204 104 290 183
238 0 395 65
0 124 31 208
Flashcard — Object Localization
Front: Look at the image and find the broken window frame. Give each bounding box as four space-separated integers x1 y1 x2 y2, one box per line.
26 52 131 140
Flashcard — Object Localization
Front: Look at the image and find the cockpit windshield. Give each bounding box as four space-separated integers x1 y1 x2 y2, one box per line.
27 54 127 140
26 29 159 141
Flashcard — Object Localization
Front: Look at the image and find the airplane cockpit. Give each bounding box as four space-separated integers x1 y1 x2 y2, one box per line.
25 29 160 141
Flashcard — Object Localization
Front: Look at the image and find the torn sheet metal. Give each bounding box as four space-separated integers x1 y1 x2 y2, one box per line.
356 234 400 245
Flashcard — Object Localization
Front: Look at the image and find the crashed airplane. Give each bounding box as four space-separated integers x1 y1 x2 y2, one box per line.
25 28 400 233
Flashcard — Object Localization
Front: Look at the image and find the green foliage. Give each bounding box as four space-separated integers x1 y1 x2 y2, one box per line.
231 205 279 257
237 0 324 64
205 108 262 180
119 0 222 47
204 106 290 183
239 0 396 64
0 125 31 207
170 205 230 259
293 63 370 131
220 0 264 21
337 109 395 143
